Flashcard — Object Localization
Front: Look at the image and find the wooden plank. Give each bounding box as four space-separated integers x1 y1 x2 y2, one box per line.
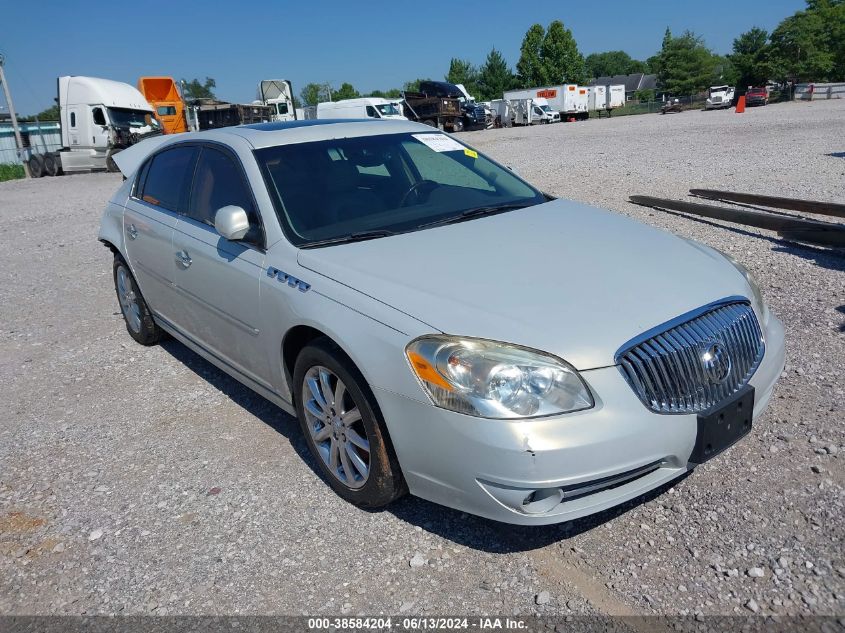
689 189 845 219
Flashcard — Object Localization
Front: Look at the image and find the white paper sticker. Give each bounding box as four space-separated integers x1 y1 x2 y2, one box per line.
412 133 465 152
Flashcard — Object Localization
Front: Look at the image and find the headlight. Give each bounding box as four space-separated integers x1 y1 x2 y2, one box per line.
405 336 594 419
715 249 769 323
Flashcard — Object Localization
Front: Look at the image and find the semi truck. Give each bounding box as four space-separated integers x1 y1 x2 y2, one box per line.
256 80 296 122
26 75 161 177
137 76 187 134
503 85 589 121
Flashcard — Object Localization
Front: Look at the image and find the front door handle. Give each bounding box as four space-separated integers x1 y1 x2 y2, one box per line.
176 250 192 268
126 223 138 240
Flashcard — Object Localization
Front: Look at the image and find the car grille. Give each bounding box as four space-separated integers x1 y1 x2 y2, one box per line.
616 301 765 414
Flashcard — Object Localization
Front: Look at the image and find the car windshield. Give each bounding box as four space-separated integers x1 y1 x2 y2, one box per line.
540 105 553 113
256 132 546 247
108 108 156 128
376 103 400 116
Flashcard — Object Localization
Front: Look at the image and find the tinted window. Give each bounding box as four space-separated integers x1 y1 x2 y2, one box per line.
140 146 198 212
189 147 255 227
92 107 106 126
70 112 76 127
157 105 177 116
366 105 377 118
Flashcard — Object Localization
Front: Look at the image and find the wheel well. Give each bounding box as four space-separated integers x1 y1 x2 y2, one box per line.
100 239 119 255
282 325 331 402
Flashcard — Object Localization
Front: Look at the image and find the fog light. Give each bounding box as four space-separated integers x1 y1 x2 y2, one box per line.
521 488 564 514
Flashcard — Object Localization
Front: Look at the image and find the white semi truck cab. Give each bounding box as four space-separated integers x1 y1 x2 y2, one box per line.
258 80 297 122
28 76 160 177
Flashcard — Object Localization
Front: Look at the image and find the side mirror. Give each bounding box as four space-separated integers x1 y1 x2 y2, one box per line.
214 205 250 241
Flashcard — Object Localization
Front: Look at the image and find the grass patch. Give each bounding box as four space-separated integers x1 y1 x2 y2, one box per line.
0 163 25 182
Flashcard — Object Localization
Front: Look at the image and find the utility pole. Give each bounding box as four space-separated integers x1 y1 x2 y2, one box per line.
0 54 31 178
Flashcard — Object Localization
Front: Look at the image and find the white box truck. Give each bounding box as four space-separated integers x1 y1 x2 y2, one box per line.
317 97 405 120
26 76 161 177
504 85 588 121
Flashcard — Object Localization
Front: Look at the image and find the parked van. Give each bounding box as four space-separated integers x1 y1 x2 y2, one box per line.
137 77 187 134
317 98 404 120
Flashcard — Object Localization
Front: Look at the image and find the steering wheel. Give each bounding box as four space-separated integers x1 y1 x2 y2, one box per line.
399 180 438 208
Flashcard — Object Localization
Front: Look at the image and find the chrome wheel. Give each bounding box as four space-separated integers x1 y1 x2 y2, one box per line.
116 265 141 334
302 365 370 489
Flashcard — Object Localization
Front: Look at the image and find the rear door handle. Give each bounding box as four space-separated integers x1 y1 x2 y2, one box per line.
176 250 192 268
126 223 138 240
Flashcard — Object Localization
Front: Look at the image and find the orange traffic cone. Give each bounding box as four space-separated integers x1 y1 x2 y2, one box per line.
736 95 746 113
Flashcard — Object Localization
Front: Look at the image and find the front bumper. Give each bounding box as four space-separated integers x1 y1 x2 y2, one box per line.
375 315 785 525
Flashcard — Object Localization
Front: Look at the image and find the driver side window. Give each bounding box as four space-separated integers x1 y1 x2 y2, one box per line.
188 147 262 243
92 107 106 126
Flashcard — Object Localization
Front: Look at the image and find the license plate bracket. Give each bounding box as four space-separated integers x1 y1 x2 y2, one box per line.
690 386 755 464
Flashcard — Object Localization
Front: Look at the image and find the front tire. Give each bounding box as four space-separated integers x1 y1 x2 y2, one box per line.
294 339 406 508
113 255 162 345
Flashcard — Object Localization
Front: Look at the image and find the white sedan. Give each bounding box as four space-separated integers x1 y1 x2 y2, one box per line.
99 119 785 525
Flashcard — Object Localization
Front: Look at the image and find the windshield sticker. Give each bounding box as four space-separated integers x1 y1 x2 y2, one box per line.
412 133 465 153
464 149 478 159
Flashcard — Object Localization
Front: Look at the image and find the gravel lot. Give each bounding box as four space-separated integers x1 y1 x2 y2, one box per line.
1 99 843 619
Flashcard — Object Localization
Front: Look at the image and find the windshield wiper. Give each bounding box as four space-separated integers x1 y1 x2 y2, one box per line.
415 203 531 230
300 229 396 249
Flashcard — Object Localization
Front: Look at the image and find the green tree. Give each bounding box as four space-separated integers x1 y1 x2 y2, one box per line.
445 58 479 96
585 51 647 79
300 82 327 105
768 0 844 81
477 48 516 100
729 27 772 88
403 78 431 92
540 20 586 84
653 30 718 95
333 82 360 100
516 24 546 87
181 77 216 100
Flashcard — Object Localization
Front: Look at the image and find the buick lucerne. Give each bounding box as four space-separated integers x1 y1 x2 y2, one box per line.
99 120 785 525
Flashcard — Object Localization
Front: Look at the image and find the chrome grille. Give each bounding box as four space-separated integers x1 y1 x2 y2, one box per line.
617 301 765 414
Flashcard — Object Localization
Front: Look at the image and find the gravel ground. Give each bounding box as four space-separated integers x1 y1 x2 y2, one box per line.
1 99 843 619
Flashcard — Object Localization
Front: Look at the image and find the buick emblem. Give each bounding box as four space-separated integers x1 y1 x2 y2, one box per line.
700 340 731 384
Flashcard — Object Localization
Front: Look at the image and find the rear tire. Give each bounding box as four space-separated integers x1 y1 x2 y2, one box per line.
294 338 406 509
113 255 163 346
43 153 59 177
28 155 44 178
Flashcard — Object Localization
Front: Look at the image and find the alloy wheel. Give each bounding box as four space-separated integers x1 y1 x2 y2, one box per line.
302 365 371 488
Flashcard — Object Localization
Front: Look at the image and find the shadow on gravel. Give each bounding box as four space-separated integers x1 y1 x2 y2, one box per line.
159 338 693 553
641 206 845 273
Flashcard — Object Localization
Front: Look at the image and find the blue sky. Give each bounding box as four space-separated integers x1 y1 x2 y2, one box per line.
2 0 804 115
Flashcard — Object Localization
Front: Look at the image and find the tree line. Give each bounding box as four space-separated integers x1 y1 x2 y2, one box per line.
291 0 843 105
26 0 838 118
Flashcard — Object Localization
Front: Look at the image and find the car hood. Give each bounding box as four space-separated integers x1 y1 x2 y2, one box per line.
297 199 750 370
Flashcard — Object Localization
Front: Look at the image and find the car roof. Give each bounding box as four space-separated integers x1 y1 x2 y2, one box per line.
211 118 432 149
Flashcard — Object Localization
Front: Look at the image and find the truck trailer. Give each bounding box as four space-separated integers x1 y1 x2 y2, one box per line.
27 75 161 177
503 85 589 121
137 76 187 134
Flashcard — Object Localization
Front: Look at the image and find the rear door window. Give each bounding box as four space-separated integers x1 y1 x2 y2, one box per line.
139 145 199 212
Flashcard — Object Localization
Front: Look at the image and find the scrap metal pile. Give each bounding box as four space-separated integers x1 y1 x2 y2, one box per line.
630 189 845 248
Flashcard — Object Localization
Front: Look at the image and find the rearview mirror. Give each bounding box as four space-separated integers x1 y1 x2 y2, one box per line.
214 205 250 241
